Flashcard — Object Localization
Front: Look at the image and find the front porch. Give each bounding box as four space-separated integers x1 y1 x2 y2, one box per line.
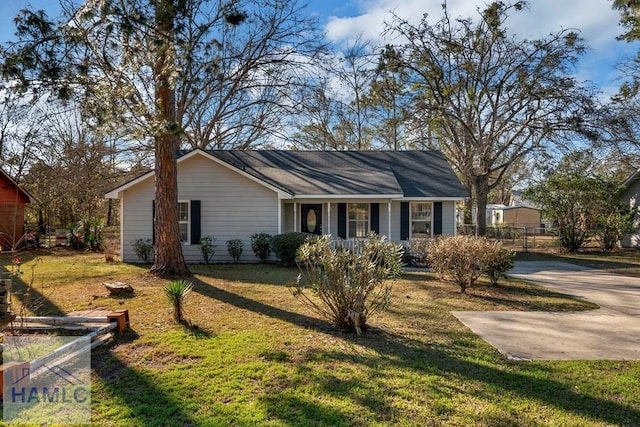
279 199 457 242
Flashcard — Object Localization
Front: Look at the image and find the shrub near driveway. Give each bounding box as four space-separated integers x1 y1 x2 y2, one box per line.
426 235 515 293
3 251 639 426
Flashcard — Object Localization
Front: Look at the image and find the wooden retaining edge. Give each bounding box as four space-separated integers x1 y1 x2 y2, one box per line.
15 316 110 324
29 323 117 374
10 309 130 333
0 322 119 398
0 309 130 398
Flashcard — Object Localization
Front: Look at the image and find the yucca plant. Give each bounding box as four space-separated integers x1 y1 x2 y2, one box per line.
164 280 193 322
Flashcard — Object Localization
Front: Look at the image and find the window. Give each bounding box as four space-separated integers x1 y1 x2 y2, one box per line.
348 203 369 238
178 201 190 243
411 202 432 238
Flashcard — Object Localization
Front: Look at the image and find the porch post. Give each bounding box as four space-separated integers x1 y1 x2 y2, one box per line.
327 202 331 236
388 201 392 240
277 196 282 235
454 203 457 236
293 202 298 232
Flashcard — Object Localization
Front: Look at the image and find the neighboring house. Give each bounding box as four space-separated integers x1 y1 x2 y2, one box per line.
621 169 640 248
106 149 468 263
486 204 507 225
0 168 35 251
485 204 542 229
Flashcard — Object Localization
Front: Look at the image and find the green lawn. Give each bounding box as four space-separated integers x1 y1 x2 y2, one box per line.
1 248 639 426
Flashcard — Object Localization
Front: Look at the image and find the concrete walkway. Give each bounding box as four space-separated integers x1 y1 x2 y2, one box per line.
452 261 640 361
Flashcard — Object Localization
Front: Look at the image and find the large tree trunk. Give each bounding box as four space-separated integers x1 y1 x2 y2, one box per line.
473 174 490 236
149 0 189 277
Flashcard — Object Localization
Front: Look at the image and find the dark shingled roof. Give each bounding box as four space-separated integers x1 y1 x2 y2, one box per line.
204 150 467 198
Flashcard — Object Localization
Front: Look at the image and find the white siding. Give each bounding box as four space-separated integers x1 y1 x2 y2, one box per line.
282 203 295 233
122 154 279 263
121 176 155 263
390 201 402 241
622 179 640 248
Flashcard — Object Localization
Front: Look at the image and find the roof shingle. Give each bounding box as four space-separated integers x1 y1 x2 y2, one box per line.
206 150 467 198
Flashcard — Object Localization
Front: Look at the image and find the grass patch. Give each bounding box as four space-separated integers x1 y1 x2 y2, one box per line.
1 249 639 426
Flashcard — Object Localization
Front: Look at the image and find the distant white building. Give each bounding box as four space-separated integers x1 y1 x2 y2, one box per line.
471 200 542 228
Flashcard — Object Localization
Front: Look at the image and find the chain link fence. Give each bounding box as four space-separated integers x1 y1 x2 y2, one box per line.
458 225 561 252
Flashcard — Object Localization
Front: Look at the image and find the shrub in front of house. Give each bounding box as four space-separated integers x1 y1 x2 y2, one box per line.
132 238 153 263
271 232 311 266
293 233 404 334
226 239 243 263
478 240 515 286
427 235 484 293
427 235 515 292
199 235 215 264
250 233 272 263
407 238 431 267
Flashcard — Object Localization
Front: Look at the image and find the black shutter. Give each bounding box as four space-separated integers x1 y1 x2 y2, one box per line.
152 200 156 244
337 203 347 238
370 203 380 235
400 202 409 240
191 200 201 243
434 202 443 235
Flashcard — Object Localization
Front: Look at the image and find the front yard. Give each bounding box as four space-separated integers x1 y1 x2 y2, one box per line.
2 249 640 426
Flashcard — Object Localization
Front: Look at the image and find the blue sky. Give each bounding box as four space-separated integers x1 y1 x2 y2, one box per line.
0 0 637 97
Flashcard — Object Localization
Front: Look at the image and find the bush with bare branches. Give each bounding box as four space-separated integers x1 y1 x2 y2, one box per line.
292 233 403 334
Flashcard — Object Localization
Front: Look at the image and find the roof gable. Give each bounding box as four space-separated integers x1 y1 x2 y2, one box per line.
0 168 35 204
105 149 292 199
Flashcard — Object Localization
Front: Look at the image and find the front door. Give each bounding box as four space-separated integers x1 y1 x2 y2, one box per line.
301 204 322 235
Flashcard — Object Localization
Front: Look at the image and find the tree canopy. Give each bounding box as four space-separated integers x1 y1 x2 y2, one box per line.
524 152 635 252
385 1 598 235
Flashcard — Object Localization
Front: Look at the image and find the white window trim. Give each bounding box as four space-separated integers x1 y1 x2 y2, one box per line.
410 201 433 239
347 203 370 239
178 200 191 245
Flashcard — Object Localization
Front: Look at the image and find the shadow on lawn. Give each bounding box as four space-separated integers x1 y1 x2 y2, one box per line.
191 278 384 425
468 283 600 312
0 266 64 316
305 329 640 426
92 334 201 426
191 263 299 286
190 277 332 331
193 278 640 426
260 391 364 426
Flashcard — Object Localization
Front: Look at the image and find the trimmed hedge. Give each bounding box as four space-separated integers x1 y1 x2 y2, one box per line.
271 232 312 266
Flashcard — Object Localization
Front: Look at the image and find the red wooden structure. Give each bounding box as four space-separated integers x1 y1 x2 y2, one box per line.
0 168 35 251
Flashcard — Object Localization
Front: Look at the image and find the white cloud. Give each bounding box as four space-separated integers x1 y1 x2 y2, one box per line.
327 0 623 47
324 0 639 89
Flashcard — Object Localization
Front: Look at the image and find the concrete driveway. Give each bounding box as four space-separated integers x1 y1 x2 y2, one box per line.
452 261 640 361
